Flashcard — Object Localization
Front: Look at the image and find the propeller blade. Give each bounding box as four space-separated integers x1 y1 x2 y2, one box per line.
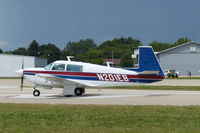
22 58 24 69
20 58 24 91
21 75 24 91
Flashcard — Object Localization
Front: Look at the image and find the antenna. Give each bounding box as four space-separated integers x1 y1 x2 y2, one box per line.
67 56 74 61
21 58 24 91
106 62 113 67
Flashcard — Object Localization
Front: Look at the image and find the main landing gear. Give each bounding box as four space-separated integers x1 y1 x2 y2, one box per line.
33 88 40 97
32 86 85 97
64 88 85 97
74 88 85 96
63 87 85 97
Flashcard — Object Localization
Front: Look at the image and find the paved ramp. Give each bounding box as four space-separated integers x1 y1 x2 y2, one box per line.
1 79 200 105
1 87 200 105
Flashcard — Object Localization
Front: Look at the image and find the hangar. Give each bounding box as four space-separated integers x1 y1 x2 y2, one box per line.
0 54 47 77
156 41 200 76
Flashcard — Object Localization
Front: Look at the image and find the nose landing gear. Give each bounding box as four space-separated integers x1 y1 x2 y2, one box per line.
33 88 40 97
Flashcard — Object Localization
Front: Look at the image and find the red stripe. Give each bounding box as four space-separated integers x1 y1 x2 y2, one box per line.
128 75 164 79
24 70 164 79
24 70 96 76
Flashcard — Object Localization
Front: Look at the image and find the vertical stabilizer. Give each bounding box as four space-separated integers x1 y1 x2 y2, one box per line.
127 46 164 76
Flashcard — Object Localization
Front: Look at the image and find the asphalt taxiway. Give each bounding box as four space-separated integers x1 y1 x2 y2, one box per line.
0 79 200 105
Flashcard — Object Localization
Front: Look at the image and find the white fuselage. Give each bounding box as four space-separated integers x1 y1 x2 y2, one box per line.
18 60 163 89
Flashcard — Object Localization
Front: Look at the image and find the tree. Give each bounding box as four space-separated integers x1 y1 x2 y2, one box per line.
13 47 27 55
38 43 61 63
27 40 39 56
60 50 72 60
149 41 173 52
64 39 96 55
99 37 142 58
120 53 133 67
63 39 97 61
149 37 191 52
99 37 141 49
3 51 13 55
86 48 102 64
174 37 191 46
0 49 3 53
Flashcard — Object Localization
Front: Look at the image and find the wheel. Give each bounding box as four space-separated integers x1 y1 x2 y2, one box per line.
33 89 40 97
74 88 84 96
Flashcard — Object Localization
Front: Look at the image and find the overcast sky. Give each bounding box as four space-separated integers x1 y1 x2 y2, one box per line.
0 0 200 51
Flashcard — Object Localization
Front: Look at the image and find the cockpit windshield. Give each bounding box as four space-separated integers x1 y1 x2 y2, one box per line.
51 63 66 71
44 63 53 70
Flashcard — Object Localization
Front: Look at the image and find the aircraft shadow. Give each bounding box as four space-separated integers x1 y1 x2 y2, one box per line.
49 93 102 99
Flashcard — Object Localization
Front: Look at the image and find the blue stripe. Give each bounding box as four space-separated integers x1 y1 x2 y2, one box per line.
130 79 162 83
55 75 98 81
24 73 35 75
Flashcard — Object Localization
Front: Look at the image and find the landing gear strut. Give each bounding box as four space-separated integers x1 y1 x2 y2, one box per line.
63 85 85 96
33 88 40 97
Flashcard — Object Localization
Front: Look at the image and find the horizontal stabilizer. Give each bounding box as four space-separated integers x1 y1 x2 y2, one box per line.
138 71 159 76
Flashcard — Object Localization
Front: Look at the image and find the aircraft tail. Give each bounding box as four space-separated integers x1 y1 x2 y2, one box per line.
127 46 164 76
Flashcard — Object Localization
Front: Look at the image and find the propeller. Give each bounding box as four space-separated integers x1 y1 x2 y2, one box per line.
20 58 24 91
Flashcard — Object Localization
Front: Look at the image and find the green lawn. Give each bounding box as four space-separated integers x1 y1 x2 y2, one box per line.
1 104 200 133
104 85 200 91
0 77 20 79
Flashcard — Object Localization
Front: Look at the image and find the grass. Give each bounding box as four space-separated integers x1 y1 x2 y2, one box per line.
0 77 20 79
1 104 200 133
104 85 200 91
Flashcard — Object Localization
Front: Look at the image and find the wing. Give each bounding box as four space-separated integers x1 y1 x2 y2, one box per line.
35 73 96 87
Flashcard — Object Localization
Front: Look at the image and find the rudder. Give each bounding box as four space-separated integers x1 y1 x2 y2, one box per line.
127 46 164 76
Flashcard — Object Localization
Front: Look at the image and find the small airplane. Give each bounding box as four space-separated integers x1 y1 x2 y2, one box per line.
15 46 164 97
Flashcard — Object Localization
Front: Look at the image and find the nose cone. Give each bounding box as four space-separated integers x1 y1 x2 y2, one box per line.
15 69 23 76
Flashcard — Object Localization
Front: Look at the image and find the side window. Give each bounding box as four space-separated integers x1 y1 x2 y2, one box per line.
66 64 83 72
51 63 65 71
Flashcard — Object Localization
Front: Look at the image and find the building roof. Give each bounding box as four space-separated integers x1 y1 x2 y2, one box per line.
0 53 35 58
0 53 46 60
103 59 120 64
156 41 200 54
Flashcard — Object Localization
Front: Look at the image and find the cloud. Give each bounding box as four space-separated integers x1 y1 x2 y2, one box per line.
0 41 9 46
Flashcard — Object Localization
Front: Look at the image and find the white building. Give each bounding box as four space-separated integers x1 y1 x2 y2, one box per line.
0 54 47 77
156 41 200 76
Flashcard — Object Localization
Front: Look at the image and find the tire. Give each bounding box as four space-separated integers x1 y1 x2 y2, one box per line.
74 88 83 96
33 89 40 97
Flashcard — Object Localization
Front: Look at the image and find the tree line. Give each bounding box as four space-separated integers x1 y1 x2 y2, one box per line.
0 37 191 67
